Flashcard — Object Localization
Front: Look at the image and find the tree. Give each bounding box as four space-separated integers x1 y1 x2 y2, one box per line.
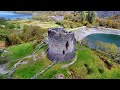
106 20 112 28
0 17 6 25
81 11 87 24
95 41 119 59
87 11 96 24
6 23 15 29
23 25 29 31
16 23 21 29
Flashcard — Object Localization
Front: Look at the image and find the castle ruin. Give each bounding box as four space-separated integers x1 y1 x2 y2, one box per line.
47 28 76 62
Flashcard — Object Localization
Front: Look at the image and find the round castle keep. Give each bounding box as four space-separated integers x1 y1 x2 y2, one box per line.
47 28 76 62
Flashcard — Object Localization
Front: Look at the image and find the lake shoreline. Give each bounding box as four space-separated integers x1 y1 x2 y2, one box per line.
0 11 32 20
74 27 120 42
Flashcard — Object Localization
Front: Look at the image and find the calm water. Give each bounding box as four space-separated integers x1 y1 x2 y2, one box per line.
85 34 120 48
0 11 32 20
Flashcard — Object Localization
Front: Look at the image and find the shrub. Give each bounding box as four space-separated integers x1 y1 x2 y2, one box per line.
95 41 119 59
56 20 82 28
23 25 29 31
20 26 47 42
6 23 15 29
16 23 21 29
99 19 120 29
8 34 24 45
75 22 83 27
0 17 6 25
82 20 89 26
86 23 92 28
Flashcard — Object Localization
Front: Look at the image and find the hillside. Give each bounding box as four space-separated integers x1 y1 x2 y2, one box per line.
15 11 33 14
0 11 120 79
106 14 120 22
2 43 120 79
14 11 120 19
96 11 120 18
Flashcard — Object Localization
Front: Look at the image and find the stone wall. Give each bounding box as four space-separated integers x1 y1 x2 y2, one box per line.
48 28 76 62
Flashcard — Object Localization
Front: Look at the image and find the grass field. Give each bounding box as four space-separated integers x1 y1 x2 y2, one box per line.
2 42 34 69
3 42 120 79
37 44 120 79
7 20 61 29
12 45 52 79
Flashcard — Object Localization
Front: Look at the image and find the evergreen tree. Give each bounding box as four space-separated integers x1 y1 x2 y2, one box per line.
87 11 96 24
81 11 86 23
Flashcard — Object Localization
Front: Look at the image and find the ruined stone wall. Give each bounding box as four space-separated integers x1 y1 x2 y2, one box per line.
47 28 76 62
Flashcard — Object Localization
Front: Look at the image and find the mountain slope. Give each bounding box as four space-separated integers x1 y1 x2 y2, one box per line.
96 11 120 18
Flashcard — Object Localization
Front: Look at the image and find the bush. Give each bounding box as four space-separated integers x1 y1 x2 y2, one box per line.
75 22 83 27
0 57 8 64
56 20 82 28
16 23 21 29
4 26 47 46
99 19 120 29
93 22 99 27
8 34 24 45
20 26 47 42
86 23 92 28
82 20 89 26
6 23 15 29
0 74 5 79
95 41 119 59
23 25 29 31
0 17 6 25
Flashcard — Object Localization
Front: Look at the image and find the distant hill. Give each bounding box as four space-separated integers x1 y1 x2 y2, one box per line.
15 11 33 14
14 11 120 19
96 11 120 18
106 14 120 23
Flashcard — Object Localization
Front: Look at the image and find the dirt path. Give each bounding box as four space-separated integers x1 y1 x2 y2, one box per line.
62 55 77 68
6 42 47 78
31 61 57 79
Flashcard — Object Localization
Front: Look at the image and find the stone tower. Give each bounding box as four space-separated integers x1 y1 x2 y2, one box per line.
47 28 76 62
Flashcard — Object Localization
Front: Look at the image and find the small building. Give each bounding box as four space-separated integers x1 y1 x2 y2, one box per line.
47 28 76 62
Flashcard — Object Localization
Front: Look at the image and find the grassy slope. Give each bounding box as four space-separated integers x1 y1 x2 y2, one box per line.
12 45 52 79
36 45 103 79
2 42 34 69
37 62 69 79
37 44 120 79
7 20 60 29
8 43 120 79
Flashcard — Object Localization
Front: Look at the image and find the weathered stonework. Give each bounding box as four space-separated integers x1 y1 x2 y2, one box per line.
47 28 76 62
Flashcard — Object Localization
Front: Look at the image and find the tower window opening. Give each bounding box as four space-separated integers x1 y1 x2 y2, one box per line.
63 50 65 54
66 41 69 50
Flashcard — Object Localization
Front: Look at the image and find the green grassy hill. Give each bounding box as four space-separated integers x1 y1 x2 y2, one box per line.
4 42 120 79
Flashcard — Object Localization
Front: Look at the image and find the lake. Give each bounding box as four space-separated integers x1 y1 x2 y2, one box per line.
0 11 32 20
85 34 120 48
